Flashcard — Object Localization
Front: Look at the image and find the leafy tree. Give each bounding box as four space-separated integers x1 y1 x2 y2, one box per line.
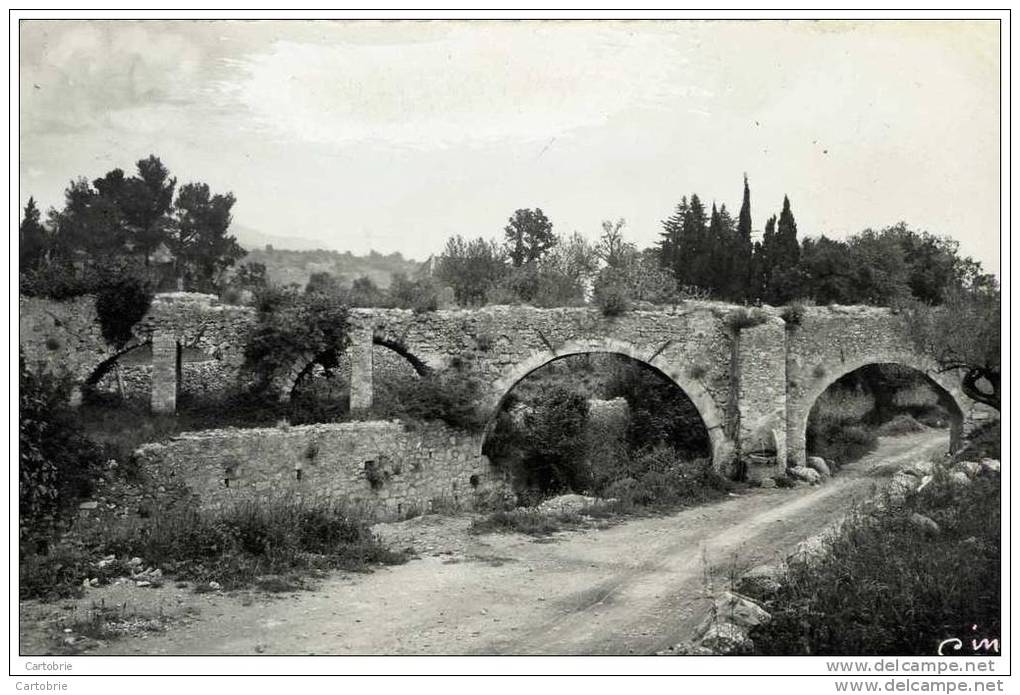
389 272 443 313
19 197 48 270
234 262 268 291
903 286 1000 410
435 235 507 305
305 271 343 297
347 276 389 307
95 277 154 348
504 208 556 267
596 218 634 269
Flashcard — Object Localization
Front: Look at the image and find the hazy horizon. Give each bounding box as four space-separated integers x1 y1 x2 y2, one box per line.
19 20 1001 273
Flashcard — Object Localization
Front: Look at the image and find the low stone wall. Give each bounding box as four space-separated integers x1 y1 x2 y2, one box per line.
132 420 502 520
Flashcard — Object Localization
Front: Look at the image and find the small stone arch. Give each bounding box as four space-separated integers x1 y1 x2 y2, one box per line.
483 337 732 470
789 349 967 466
278 337 432 403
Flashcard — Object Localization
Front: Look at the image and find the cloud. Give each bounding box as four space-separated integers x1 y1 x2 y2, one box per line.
20 21 206 134
220 24 701 148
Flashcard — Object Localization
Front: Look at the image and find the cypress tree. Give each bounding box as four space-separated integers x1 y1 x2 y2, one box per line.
776 195 800 268
735 174 754 299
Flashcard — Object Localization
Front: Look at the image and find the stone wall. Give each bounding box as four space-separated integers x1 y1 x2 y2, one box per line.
132 420 501 520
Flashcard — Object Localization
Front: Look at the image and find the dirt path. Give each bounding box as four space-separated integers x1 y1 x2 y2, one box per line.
22 431 948 656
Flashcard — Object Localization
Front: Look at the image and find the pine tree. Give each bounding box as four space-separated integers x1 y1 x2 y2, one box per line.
680 194 709 289
754 214 778 301
658 197 688 279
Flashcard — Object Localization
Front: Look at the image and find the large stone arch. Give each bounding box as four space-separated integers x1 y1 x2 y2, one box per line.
788 348 967 466
483 337 733 470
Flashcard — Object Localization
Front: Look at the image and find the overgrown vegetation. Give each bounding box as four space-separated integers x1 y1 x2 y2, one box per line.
21 495 406 600
746 473 1000 655
19 357 105 546
95 278 154 348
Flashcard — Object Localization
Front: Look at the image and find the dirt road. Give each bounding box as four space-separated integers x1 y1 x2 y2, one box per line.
24 431 949 656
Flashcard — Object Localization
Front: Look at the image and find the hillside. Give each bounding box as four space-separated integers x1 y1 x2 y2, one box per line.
239 246 424 289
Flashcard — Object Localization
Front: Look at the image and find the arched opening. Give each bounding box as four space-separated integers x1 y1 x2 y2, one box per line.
481 351 725 509
287 338 429 421
82 341 151 404
804 362 964 470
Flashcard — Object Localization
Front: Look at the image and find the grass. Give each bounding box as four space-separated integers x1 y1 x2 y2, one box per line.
744 472 1000 655
469 508 589 537
20 495 406 600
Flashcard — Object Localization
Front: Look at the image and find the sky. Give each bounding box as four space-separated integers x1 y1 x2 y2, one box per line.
19 20 1001 273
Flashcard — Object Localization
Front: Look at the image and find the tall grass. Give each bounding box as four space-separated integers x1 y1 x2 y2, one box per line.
746 475 1000 655
20 495 405 599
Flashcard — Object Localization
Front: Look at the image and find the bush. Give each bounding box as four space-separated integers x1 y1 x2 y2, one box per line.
469 509 580 537
807 421 878 465
19 357 104 543
95 278 154 348
780 301 808 328
875 413 926 437
21 495 406 599
724 307 769 332
746 475 1000 655
372 367 486 431
243 290 351 392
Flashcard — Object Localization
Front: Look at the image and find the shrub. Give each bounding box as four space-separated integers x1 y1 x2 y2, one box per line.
243 290 351 392
21 495 406 599
747 475 1000 655
469 509 582 537
875 413 926 437
372 368 486 431
95 278 154 349
807 422 878 465
780 302 808 328
19 357 104 542
593 280 631 317
725 307 769 332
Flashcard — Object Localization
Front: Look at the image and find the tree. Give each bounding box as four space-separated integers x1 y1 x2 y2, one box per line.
775 195 801 270
734 175 754 300
903 285 1000 410
595 218 634 269
19 198 48 270
658 197 688 277
504 208 556 267
679 194 710 288
435 235 507 305
169 182 244 291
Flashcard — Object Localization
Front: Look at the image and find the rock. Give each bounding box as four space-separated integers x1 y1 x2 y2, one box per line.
887 473 918 503
806 456 831 477
903 460 934 477
979 459 1001 475
738 563 786 597
916 475 934 493
709 591 771 629
792 535 828 564
699 622 752 655
129 557 143 567
909 513 940 535
789 466 821 484
208 581 221 590
89 578 99 586
536 494 598 515
956 461 981 479
948 471 971 488
135 580 151 587
78 501 99 510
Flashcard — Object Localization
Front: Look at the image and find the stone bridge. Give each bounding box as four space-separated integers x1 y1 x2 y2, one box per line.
20 293 985 480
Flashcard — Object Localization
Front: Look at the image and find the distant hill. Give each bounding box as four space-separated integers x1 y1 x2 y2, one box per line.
240 246 423 289
230 224 423 289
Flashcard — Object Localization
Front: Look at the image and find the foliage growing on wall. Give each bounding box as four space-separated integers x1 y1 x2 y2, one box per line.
95 277 154 348
243 291 351 393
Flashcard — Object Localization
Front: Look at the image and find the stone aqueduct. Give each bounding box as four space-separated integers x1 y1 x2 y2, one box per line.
21 292 980 477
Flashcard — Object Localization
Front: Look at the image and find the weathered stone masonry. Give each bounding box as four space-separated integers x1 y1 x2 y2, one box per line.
132 421 499 519
21 293 985 506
